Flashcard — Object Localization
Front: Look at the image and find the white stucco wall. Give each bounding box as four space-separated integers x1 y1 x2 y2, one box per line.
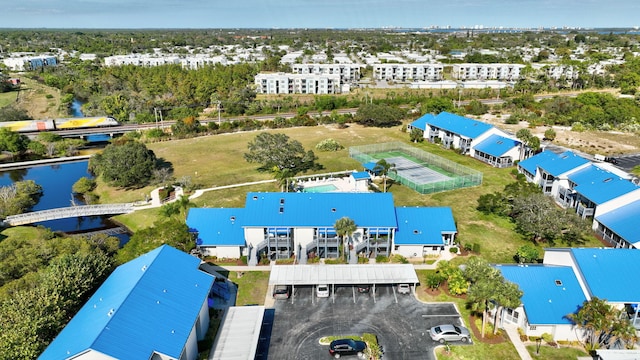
197 299 210 340
245 228 264 247
293 228 315 248
200 246 241 259
73 350 119 360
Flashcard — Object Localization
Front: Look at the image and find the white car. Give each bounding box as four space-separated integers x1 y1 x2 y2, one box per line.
317 284 330 298
397 283 411 295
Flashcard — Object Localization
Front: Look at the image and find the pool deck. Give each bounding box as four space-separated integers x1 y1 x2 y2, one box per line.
295 176 368 193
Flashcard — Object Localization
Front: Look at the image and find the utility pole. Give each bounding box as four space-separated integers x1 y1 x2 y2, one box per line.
154 107 158 128
217 100 222 122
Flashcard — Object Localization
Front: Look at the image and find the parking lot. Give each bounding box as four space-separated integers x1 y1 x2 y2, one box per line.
267 285 468 360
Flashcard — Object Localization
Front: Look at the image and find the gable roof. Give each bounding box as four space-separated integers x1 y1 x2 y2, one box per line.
595 200 640 248
426 112 493 139
408 113 434 131
394 207 457 245
498 265 586 325
187 208 246 246
518 150 558 176
243 192 397 228
472 134 520 157
570 248 640 302
568 165 639 205
40 245 214 360
536 150 590 177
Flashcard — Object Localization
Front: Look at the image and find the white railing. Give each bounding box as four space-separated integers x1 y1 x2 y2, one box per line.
4 204 135 226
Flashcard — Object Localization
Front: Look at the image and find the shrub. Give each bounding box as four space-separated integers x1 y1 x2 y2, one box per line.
240 255 248 265
389 254 409 264
541 333 554 344
472 243 481 254
449 247 458 254
375 255 389 263
426 273 445 289
315 138 344 152
447 269 469 295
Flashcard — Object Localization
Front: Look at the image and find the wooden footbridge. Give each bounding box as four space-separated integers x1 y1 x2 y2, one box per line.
3 204 135 226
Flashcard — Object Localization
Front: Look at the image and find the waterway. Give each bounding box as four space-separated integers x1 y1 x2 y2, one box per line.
70 99 84 117
0 160 130 243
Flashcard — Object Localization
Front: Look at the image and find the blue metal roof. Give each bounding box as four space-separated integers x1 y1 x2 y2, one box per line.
243 192 397 228
517 150 558 177
351 171 371 180
394 207 456 245
472 134 520 157
570 248 640 302
187 208 246 246
537 150 589 177
408 113 433 131
567 165 639 205
39 245 214 360
498 265 586 325
595 200 640 248
426 111 493 139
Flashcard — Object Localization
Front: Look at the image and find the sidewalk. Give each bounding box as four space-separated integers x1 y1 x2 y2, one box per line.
503 323 533 360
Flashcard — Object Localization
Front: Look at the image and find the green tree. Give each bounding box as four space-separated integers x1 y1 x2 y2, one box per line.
421 97 455 114
89 141 158 188
72 177 97 194
515 244 540 263
567 297 638 352
116 218 194 263
354 104 405 127
244 132 318 175
409 127 424 143
0 128 30 157
0 180 43 218
464 257 502 337
373 159 395 193
334 216 357 261
544 128 557 141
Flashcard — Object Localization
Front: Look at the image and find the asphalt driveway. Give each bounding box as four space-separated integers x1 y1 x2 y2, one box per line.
267 285 467 360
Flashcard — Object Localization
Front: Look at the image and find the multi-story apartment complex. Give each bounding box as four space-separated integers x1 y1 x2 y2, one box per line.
373 63 443 81
255 72 342 94
452 63 524 81
2 55 58 71
290 63 363 84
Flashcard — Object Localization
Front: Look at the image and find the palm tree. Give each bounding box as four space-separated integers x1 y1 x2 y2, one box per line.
373 159 395 193
272 166 295 192
334 216 357 261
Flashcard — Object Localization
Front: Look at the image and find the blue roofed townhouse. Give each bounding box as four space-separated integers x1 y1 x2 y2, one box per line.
408 112 522 167
495 247 640 342
186 192 457 266
518 150 640 248
39 245 215 360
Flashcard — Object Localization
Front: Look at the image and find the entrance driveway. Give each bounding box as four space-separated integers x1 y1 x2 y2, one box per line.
267 285 466 359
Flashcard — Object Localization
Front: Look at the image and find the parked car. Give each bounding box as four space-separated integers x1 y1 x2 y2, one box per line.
317 284 330 298
272 285 291 299
429 324 470 343
329 338 367 358
357 284 370 293
397 283 411 294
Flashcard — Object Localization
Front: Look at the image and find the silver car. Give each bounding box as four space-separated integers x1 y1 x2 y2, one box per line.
429 324 470 343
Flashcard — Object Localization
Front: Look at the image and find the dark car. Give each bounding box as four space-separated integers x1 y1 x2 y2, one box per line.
357 284 370 293
329 338 367 358
272 285 291 299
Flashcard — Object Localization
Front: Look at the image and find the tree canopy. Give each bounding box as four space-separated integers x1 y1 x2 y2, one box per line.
0 180 43 218
354 104 405 127
89 140 158 188
244 132 319 175
116 218 194 264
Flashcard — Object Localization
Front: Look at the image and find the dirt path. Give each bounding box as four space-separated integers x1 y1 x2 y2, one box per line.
13 76 65 119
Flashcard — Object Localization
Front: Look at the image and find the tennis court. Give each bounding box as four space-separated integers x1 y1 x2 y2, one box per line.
386 156 451 184
350 142 483 194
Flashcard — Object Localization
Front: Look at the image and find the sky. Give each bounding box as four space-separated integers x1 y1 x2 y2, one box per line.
2 0 640 29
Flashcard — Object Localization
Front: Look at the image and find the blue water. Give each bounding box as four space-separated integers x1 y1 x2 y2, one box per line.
302 184 338 193
70 99 84 117
0 161 127 239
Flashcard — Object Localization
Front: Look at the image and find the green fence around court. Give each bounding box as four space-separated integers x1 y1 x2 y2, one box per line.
349 142 483 194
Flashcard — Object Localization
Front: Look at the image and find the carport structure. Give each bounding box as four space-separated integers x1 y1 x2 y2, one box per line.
269 264 419 304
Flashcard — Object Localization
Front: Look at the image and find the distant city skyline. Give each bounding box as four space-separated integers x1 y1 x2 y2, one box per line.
3 0 640 30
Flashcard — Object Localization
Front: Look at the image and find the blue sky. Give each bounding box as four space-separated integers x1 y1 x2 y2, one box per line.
3 0 639 29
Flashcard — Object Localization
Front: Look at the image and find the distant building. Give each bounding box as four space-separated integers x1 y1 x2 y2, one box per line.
373 63 444 81
291 63 363 83
452 63 524 81
255 72 342 94
3 56 58 71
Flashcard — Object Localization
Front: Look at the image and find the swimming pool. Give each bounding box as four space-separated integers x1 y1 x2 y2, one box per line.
302 184 339 193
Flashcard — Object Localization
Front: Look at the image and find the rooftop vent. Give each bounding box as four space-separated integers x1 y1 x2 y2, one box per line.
252 195 258 200
230 216 236 222
280 198 285 205
603 178 612 183
497 140 503 145
107 308 115 317
141 265 147 272
279 207 284 214
331 208 336 212
555 280 563 286
413 230 420 234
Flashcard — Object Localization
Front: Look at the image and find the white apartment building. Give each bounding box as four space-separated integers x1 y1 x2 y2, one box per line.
373 63 444 81
104 54 181 67
291 63 363 83
255 72 342 94
452 63 524 81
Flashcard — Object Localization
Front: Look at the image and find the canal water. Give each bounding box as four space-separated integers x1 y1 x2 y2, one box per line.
0 160 130 244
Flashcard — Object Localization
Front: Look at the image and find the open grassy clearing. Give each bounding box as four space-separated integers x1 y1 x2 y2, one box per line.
107 122 603 264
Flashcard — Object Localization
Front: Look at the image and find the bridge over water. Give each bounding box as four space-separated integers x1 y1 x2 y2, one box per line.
3 204 135 226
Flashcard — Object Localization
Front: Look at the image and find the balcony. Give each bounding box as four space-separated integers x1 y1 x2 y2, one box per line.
576 203 594 219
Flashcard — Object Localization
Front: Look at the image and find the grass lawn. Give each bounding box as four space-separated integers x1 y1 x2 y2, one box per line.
0 91 18 109
227 270 270 305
